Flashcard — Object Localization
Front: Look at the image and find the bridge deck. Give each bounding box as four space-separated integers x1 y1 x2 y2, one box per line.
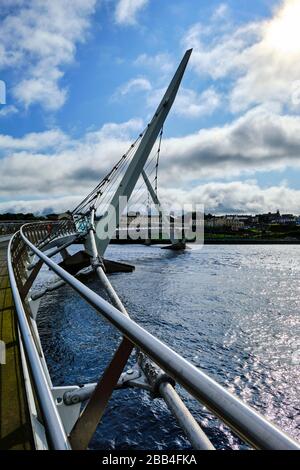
0 240 33 450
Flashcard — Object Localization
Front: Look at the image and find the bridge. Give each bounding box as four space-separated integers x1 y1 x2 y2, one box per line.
1 50 299 451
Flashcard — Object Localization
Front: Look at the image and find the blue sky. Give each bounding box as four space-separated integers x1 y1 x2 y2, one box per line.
1 0 300 214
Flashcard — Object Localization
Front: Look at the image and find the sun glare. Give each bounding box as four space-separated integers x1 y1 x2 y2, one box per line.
264 0 300 55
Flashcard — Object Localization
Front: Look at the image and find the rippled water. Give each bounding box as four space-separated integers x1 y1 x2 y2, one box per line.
36 244 300 449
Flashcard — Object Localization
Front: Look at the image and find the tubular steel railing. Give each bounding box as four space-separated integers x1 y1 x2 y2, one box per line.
7 221 300 451
8 230 71 450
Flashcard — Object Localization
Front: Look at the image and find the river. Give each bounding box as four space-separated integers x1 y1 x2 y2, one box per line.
36 244 300 450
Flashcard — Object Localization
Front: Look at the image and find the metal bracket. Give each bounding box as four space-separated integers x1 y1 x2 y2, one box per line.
27 296 41 320
61 365 153 408
116 364 152 391
52 386 82 435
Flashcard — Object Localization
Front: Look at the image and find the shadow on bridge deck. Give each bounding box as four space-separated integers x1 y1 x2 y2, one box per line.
0 240 33 450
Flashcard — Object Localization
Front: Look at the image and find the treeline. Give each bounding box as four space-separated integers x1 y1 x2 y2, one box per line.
0 213 59 221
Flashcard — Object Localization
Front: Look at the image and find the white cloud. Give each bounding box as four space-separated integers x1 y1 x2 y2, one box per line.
0 0 97 110
183 0 300 113
113 77 152 99
183 20 261 81
115 77 221 119
146 86 221 118
14 77 67 111
159 181 300 215
0 105 18 117
134 52 175 74
212 3 230 21
0 195 83 215
159 105 300 183
87 118 143 140
0 129 70 151
2 180 300 216
0 119 144 202
172 87 221 118
115 0 149 25
2 106 300 213
2 0 300 216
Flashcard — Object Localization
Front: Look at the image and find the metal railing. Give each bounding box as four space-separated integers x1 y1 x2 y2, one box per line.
7 221 300 450
8 231 71 450
0 221 34 237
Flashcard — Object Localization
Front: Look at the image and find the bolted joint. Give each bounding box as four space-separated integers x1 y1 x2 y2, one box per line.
91 256 105 271
63 384 96 406
138 352 175 398
64 391 80 405
151 372 176 399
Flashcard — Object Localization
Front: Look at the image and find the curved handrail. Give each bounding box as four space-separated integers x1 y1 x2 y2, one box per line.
7 232 71 450
16 222 300 450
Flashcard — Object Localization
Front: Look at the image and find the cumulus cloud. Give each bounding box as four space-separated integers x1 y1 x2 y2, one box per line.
147 86 221 119
211 3 230 21
159 105 300 182
134 52 175 74
176 87 221 118
2 180 300 216
0 195 97 215
2 0 300 216
113 77 152 99
0 129 70 152
159 181 300 215
115 0 149 25
0 195 82 215
0 119 143 202
0 105 18 117
183 0 300 112
2 106 300 213
0 0 97 110
115 78 221 119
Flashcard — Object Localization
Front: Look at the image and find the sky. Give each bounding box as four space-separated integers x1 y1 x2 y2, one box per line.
1 0 300 214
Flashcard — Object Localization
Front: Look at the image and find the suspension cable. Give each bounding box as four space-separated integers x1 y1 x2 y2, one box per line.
72 130 146 215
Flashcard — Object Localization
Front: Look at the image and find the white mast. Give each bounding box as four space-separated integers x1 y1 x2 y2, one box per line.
93 49 192 255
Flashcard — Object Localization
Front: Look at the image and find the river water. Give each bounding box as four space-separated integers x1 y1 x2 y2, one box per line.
36 244 300 450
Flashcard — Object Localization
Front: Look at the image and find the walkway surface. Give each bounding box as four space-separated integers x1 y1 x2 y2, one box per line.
0 239 33 450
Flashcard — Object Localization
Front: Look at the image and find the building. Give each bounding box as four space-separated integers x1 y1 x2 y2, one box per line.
205 216 244 231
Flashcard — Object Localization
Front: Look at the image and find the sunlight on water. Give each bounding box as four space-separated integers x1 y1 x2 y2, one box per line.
37 244 300 450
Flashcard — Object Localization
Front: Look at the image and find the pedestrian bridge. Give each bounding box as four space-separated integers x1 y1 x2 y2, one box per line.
2 49 300 451
2 219 299 450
